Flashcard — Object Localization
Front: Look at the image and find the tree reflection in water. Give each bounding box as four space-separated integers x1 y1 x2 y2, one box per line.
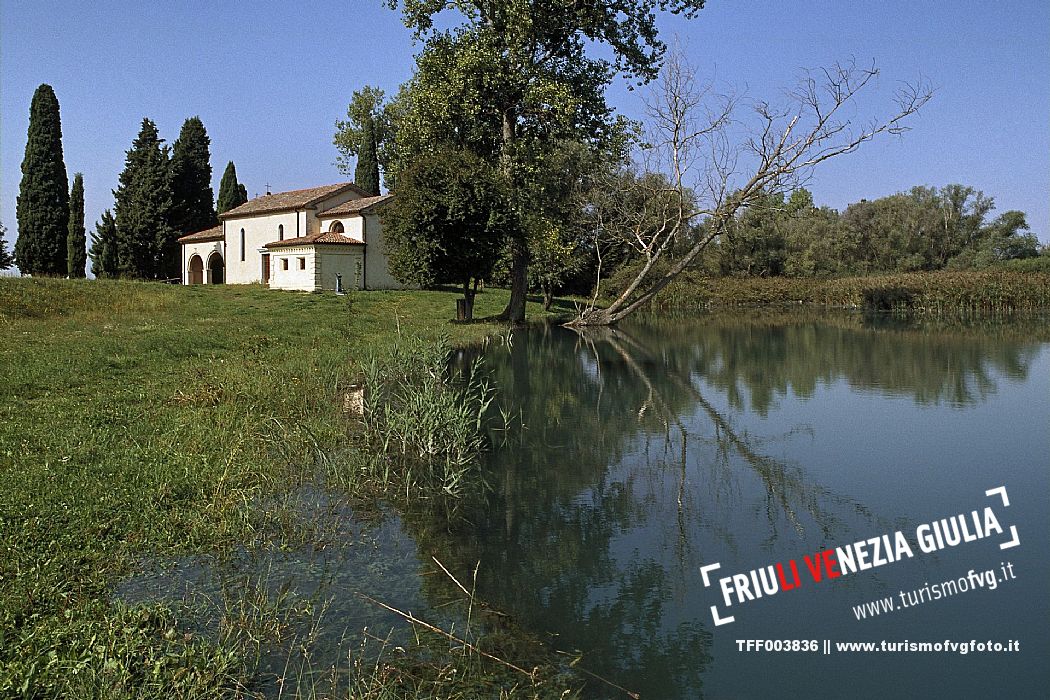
401 311 1041 699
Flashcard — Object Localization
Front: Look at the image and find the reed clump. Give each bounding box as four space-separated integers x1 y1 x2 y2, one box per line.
356 336 495 501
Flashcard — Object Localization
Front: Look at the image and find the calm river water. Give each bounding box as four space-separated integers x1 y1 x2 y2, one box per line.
440 310 1050 699
120 310 1049 698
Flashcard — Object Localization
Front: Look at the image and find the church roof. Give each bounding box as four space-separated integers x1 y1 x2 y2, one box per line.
318 194 394 217
219 182 371 219
263 231 366 249
177 225 223 243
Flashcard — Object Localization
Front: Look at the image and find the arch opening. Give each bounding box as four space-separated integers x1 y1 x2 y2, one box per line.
188 255 204 285
207 252 225 284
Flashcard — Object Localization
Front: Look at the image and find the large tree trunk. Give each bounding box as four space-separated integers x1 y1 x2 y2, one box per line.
542 284 553 311
497 108 529 323
501 238 529 322
459 278 478 321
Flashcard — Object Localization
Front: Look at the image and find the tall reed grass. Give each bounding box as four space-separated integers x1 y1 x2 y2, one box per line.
636 269 1050 313
355 336 495 502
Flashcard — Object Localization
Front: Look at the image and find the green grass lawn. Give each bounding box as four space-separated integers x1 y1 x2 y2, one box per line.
0 278 558 698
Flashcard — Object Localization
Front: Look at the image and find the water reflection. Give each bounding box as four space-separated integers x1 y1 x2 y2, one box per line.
409 310 1046 699
622 311 1042 413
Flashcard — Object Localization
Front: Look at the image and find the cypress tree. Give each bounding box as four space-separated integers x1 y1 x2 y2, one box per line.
113 118 176 279
354 114 381 195
170 117 217 235
217 161 248 214
0 223 14 270
15 84 69 275
67 173 86 277
89 210 118 278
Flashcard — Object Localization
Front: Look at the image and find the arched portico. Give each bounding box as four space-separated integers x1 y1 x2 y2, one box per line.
207 252 225 284
188 255 204 285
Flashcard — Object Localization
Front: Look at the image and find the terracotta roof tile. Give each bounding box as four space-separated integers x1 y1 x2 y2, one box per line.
263 231 366 249
219 182 371 219
177 225 224 242
318 194 394 217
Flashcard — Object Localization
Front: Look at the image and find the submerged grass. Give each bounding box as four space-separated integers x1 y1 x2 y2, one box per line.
0 278 562 698
344 572 584 700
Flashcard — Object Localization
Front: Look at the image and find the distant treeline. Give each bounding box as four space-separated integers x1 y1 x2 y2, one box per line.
706 185 1045 277
562 183 1048 308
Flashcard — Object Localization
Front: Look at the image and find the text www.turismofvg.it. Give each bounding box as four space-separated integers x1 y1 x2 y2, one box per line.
851 561 1016 621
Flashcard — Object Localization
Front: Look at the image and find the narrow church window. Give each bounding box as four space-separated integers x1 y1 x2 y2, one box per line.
278 224 284 241
240 229 246 261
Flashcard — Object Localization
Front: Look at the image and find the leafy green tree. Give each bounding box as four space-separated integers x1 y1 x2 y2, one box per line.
935 184 994 264
89 210 118 278
113 118 176 278
781 203 845 277
0 223 14 270
170 117 217 236
15 84 69 275
522 139 625 307
832 185 998 274
384 147 511 320
949 210 1038 269
527 221 578 310
67 173 86 277
384 0 706 321
335 86 391 193
718 191 787 277
216 161 248 214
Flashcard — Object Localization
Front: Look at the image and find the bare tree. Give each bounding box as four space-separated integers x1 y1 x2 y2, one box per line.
571 52 933 326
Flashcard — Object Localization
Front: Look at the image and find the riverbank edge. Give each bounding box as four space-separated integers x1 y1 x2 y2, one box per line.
605 269 1050 314
0 278 580 698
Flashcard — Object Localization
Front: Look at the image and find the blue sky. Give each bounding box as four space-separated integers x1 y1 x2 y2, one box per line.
2 0 1048 259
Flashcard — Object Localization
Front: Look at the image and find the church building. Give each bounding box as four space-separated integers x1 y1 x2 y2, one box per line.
178 182 402 291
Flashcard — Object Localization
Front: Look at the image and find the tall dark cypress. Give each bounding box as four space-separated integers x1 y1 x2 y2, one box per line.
67 173 86 277
0 223 14 270
89 210 118 278
15 84 69 275
217 161 248 214
113 118 176 279
171 117 217 235
354 115 381 195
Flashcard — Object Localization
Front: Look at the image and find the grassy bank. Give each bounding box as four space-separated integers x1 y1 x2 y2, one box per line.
622 269 1050 313
0 278 572 698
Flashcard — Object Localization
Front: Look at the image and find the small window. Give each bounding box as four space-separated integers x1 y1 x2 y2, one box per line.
298 257 306 270
240 229 246 261
281 258 289 270
329 220 344 233
278 224 284 241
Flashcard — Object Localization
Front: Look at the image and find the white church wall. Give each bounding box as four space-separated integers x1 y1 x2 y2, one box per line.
224 211 300 284
268 245 317 291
